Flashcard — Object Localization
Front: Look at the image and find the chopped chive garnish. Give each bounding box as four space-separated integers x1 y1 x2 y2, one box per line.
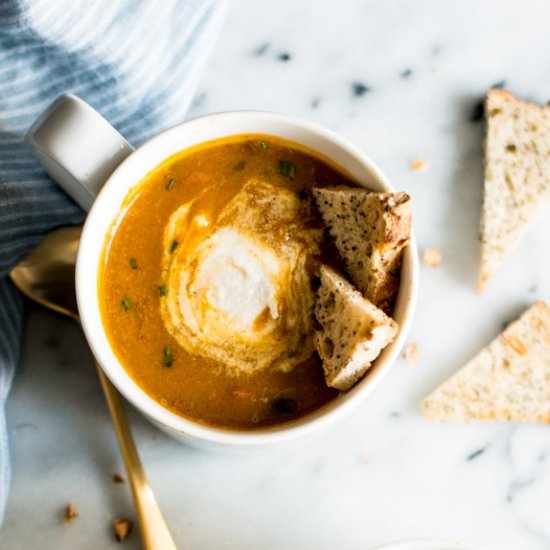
165 178 176 191
170 240 179 254
163 347 174 368
121 297 134 311
159 285 168 297
279 160 296 179
130 258 138 270
233 160 246 171
258 141 269 151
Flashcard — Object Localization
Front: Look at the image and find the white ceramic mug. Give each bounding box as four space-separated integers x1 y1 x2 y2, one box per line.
25 94 419 447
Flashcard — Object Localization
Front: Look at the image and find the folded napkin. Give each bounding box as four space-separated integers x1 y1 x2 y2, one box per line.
0 0 226 524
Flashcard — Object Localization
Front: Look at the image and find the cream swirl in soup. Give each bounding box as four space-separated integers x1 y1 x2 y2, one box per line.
160 180 323 375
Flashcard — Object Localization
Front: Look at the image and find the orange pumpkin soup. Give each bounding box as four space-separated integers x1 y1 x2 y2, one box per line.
99 134 359 430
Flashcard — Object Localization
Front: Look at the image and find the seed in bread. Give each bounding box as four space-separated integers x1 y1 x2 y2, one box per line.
313 187 411 311
314 265 398 391
421 301 550 423
478 89 550 291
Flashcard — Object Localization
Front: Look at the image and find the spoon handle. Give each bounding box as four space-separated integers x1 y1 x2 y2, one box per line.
95 362 178 550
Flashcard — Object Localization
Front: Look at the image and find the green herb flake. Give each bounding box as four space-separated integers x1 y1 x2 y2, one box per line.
159 285 168 297
170 240 179 254
163 347 174 368
278 160 296 180
233 160 246 171
258 141 269 152
130 258 138 270
121 297 134 311
165 178 176 191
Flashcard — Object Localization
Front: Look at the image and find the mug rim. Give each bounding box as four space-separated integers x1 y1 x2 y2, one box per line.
76 110 419 446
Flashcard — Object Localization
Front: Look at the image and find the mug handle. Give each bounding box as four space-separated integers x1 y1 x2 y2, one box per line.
24 94 134 212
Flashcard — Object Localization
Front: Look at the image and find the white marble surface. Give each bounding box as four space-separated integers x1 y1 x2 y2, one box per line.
3 0 550 548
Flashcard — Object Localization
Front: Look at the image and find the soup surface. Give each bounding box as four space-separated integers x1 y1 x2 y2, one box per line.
100 134 359 429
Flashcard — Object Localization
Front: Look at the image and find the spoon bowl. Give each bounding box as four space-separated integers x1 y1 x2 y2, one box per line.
10 227 80 320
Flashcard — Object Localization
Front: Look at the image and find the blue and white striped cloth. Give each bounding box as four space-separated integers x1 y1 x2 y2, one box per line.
0 0 226 525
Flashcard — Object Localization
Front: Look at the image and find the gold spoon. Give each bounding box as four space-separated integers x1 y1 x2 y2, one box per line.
10 226 177 550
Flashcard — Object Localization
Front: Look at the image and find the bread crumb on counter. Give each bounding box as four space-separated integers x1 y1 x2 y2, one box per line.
63 503 79 523
422 247 442 268
404 342 421 363
113 518 133 542
410 158 428 172
113 473 125 484
360 453 370 464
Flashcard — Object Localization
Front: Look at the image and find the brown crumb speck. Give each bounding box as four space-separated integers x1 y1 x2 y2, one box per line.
422 247 442 268
113 473 125 484
404 342 421 363
63 503 79 523
411 158 428 172
113 518 133 542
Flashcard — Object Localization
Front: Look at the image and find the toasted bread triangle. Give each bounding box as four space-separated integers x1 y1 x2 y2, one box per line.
479 90 550 291
422 301 550 423
314 265 398 391
313 187 411 310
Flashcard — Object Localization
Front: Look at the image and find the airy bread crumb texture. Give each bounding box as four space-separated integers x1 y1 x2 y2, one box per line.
422 301 550 423
313 187 411 312
479 89 550 291
314 265 398 391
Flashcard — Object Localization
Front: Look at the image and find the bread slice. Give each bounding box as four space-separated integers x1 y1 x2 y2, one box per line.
313 187 411 310
314 265 398 391
422 301 550 423
479 90 550 291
